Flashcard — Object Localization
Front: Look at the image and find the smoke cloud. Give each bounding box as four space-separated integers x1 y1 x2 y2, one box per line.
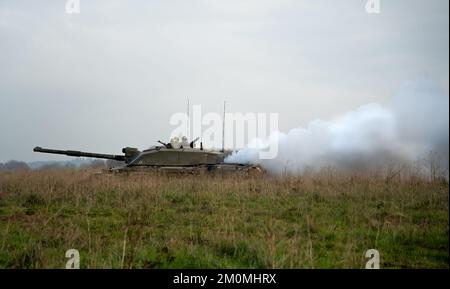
226 80 449 176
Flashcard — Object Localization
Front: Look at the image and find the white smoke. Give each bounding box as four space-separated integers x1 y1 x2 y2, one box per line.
226 79 449 176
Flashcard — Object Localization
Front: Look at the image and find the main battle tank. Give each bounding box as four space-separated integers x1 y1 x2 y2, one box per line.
33 136 263 175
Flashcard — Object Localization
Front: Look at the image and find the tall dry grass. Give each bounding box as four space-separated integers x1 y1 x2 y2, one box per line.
0 167 448 268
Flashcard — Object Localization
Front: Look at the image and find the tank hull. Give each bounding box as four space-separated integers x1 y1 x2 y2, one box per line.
109 163 264 175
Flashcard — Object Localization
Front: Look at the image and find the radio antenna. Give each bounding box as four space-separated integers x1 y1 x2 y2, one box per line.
222 101 226 152
187 98 190 140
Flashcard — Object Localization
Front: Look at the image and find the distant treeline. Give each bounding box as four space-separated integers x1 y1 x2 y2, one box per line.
0 159 107 171
0 160 30 171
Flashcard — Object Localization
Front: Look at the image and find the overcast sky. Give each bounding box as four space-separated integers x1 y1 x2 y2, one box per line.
0 0 448 162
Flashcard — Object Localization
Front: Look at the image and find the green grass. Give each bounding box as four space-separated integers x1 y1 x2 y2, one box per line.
0 169 448 268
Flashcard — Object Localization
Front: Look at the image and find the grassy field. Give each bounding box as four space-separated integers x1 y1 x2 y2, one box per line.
0 169 448 269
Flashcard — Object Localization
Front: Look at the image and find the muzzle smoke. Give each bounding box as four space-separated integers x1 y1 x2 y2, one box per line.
226 80 449 177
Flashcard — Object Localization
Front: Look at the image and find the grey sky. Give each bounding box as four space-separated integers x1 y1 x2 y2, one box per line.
0 0 448 162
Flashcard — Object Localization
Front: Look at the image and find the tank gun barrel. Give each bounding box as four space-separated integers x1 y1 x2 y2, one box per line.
157 140 168 147
33 146 127 162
